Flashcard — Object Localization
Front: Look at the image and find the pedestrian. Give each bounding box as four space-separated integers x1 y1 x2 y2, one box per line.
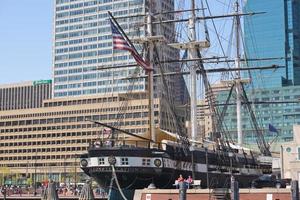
18 186 22 196
177 174 184 182
1 186 7 200
186 175 193 189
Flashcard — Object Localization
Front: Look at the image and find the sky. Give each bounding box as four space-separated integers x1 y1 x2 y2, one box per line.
0 0 53 84
0 0 237 86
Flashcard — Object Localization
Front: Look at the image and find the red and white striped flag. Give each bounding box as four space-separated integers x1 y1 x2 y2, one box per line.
110 19 152 71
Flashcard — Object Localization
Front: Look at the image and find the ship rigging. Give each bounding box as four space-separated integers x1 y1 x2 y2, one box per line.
80 1 275 199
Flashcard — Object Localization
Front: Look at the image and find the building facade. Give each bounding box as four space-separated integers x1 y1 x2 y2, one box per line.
281 125 300 181
212 0 300 145
0 93 176 185
217 85 300 145
243 0 300 88
0 80 52 111
53 0 185 103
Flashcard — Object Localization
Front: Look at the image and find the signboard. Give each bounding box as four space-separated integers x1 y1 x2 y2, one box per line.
146 194 151 200
33 80 52 85
266 194 272 200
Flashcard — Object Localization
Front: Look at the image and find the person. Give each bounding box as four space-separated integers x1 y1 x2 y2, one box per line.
177 174 184 182
17 186 22 196
186 175 193 189
1 186 6 199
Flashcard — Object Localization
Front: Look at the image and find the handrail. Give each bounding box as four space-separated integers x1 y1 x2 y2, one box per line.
89 139 162 150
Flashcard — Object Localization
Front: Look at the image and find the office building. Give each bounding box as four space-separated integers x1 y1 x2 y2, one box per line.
197 82 232 140
0 92 185 184
243 0 300 88
53 0 185 104
213 0 300 144
217 85 300 144
0 80 52 111
281 125 300 181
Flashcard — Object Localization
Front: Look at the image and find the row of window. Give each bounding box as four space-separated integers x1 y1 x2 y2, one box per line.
53 85 145 97
0 130 97 140
0 148 84 161
55 48 117 61
55 35 112 47
54 55 130 69
55 42 112 54
56 1 139 19
0 121 149 136
55 7 143 26
0 139 89 148
0 112 150 127
0 97 156 119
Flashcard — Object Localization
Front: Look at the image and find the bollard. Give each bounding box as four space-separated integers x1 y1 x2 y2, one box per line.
291 180 299 200
178 182 187 200
230 177 239 200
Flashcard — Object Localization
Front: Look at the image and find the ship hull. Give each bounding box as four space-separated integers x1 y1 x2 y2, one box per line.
81 142 272 190
87 167 258 189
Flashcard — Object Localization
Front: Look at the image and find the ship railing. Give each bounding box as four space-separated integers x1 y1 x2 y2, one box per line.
89 139 162 149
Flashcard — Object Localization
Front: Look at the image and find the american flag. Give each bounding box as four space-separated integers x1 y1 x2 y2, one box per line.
110 19 152 71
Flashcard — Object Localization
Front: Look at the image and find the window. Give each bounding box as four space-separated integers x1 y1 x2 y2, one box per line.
99 158 105 165
298 147 300 160
142 158 150 166
121 158 129 165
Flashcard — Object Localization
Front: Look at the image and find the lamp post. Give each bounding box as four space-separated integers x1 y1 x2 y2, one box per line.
64 156 66 186
33 150 37 196
74 154 77 195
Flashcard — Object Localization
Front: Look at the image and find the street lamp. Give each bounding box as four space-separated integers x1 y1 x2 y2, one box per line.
74 154 77 195
33 150 37 196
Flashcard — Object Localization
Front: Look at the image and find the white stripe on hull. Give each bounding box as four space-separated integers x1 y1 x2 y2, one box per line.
84 156 262 176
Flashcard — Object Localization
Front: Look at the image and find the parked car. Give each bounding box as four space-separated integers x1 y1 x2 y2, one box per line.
251 174 286 189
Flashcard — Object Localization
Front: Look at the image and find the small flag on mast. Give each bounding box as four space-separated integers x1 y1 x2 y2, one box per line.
109 18 152 71
268 124 278 133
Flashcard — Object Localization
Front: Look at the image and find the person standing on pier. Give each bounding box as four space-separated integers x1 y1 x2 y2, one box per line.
1 186 7 200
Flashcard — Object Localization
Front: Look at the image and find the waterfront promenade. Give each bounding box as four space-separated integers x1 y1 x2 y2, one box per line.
0 193 107 200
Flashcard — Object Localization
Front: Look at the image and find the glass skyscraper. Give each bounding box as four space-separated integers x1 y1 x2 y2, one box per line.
243 0 300 88
53 0 184 100
215 0 300 145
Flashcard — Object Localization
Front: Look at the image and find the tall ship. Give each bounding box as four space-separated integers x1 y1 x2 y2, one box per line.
80 0 275 198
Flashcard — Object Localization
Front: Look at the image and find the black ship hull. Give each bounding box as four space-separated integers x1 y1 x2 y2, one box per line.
87 168 259 189
81 141 272 190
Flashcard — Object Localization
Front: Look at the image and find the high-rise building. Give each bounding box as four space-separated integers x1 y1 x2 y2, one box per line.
243 0 300 88
0 80 52 111
53 0 185 103
215 0 300 145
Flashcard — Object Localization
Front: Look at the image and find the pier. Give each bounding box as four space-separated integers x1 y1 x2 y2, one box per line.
133 188 297 200
0 194 106 200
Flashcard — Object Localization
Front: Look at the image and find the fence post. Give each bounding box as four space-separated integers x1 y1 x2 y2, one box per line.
231 176 239 200
291 180 299 200
179 182 187 200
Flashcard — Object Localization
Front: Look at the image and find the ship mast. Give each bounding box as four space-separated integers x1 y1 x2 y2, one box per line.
189 0 198 144
234 1 243 147
147 12 156 143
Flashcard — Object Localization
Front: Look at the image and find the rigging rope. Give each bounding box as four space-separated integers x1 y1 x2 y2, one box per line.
111 165 128 200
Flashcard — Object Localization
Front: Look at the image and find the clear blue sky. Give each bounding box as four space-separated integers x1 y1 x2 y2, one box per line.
0 0 53 84
0 0 234 85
